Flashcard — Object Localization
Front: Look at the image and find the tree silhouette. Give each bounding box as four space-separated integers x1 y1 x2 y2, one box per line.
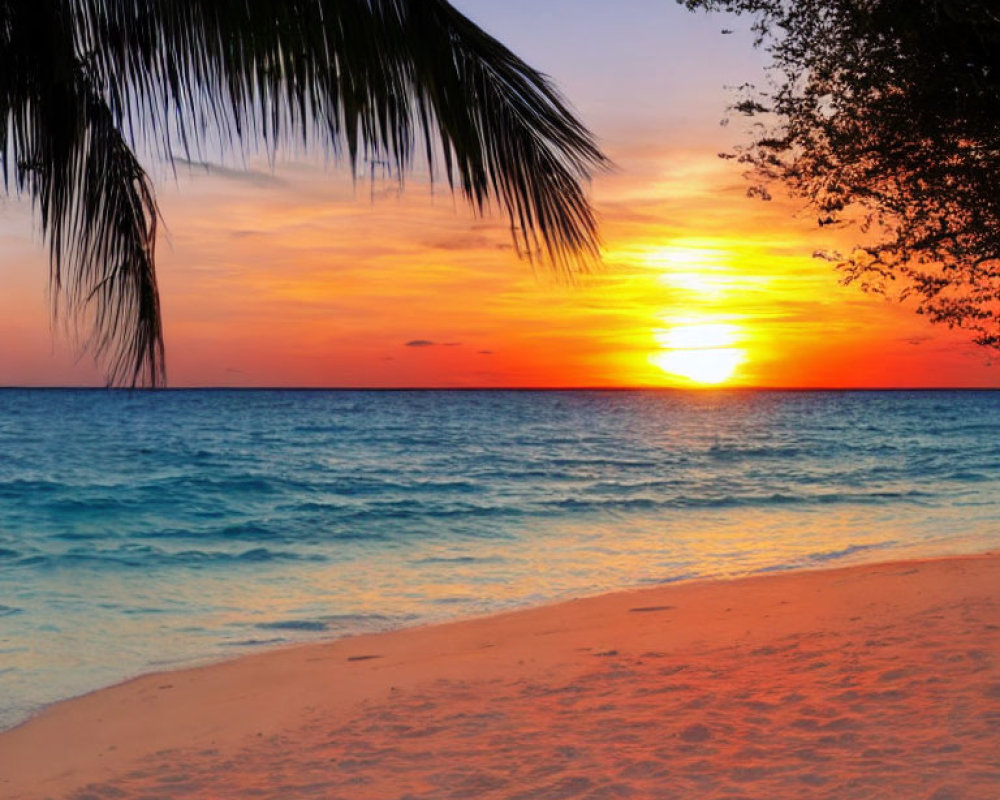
683 0 1000 348
0 0 608 385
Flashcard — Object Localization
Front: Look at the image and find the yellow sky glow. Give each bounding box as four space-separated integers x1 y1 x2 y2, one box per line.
0 146 995 388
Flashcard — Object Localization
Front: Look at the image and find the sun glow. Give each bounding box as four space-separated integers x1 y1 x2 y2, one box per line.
631 240 753 386
650 321 745 385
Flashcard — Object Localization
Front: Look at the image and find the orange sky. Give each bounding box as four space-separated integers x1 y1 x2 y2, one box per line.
0 1 996 388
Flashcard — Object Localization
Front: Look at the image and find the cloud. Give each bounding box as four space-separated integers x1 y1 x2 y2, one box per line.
404 340 462 348
478 350 494 355
425 234 493 251
171 156 286 187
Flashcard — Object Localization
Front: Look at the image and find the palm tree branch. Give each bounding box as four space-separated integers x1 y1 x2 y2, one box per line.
5 0 608 385
2 0 163 386
79 0 609 264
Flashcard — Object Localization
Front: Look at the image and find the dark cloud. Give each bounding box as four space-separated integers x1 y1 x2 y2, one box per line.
404 340 462 348
172 156 285 187
478 350 494 355
425 234 492 251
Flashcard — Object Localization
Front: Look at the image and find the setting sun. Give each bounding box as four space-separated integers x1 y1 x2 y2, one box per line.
650 321 745 384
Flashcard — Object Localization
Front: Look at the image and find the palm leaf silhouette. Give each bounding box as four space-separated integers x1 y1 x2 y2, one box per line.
0 0 609 386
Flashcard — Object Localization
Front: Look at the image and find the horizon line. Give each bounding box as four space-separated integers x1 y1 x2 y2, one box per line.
1 385 998 392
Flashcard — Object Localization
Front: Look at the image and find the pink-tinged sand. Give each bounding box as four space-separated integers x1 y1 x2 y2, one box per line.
2 553 999 799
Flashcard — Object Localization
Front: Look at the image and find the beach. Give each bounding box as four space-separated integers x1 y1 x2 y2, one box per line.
2 551 998 799
5 389 999 733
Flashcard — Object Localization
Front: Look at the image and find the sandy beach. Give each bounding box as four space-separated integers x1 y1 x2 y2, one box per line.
2 551 998 799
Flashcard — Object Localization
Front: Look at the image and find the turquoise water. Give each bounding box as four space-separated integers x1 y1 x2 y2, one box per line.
1 389 998 729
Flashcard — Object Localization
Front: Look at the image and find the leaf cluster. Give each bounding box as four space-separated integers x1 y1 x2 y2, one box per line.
683 0 1000 347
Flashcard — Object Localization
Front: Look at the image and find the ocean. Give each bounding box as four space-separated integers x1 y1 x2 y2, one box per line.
1 388 998 730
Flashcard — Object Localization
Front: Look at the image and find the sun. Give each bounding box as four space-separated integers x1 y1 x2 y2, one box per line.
650 322 745 385
650 348 743 384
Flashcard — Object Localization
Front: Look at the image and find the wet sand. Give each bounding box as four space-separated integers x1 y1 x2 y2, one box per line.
2 552 999 799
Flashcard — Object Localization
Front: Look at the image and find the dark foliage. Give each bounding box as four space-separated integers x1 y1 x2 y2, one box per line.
0 1 609 385
682 0 1000 348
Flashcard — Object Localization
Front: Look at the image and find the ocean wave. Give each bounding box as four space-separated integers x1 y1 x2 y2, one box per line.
51 531 112 541
120 607 174 615
291 424 352 434
223 637 287 647
753 541 896 574
807 542 895 562
707 443 806 460
542 488 937 514
326 501 528 523
948 470 996 483
0 478 62 497
466 467 600 483
12 546 327 570
547 456 661 469
413 555 507 565
639 572 701 585
283 478 482 501
431 596 480 605
254 612 405 633
138 474 307 497
320 613 401 623
153 521 279 541
257 619 329 632
583 479 687 495
141 523 387 545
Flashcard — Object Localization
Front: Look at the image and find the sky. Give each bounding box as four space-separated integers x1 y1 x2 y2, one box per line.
0 0 996 388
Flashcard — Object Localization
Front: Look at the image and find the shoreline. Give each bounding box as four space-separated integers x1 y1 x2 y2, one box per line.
4 533 991 736
0 536 984 733
2 550 999 798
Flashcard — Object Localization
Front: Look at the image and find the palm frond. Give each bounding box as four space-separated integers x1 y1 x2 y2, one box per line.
3 0 608 385
83 0 609 262
1 0 163 386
